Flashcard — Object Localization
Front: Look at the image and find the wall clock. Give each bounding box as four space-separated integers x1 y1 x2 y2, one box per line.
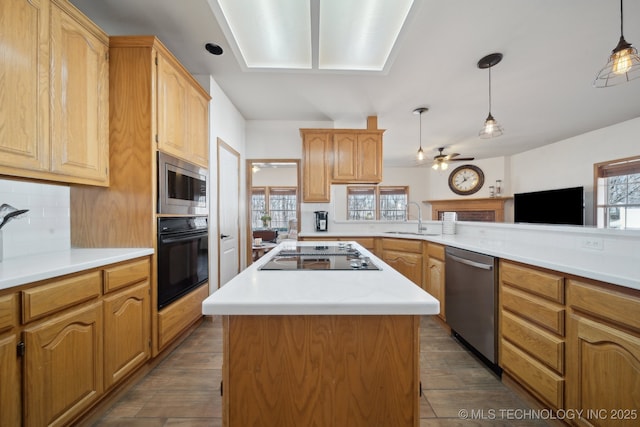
448 164 484 195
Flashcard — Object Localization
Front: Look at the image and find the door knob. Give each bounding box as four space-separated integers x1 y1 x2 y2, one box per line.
220 234 230 239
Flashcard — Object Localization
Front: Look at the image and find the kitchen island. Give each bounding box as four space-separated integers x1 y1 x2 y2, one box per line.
202 241 439 427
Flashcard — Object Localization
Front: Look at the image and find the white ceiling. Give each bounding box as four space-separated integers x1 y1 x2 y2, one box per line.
70 0 640 167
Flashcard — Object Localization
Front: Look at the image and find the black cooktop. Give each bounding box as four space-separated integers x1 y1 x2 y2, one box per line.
259 245 381 271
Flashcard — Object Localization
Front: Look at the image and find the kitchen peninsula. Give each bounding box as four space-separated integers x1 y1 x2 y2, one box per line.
202 241 439 427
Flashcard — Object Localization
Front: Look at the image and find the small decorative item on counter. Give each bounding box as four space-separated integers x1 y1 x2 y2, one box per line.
489 186 495 197
442 211 457 235
495 180 502 197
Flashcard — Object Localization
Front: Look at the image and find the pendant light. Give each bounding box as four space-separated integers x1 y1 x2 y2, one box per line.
594 0 640 87
477 53 504 139
413 107 428 160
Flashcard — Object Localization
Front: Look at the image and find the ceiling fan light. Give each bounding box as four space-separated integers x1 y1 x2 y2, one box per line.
432 162 439 170
441 162 448 171
479 113 503 138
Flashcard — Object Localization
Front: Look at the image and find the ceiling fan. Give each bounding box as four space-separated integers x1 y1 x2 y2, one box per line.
432 147 474 170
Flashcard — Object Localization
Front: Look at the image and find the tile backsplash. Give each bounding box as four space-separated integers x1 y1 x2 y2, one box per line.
0 179 70 260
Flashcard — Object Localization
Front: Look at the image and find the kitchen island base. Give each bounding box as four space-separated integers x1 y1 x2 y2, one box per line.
222 314 420 427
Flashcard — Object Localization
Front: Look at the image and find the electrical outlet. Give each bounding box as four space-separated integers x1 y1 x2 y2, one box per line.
580 238 604 251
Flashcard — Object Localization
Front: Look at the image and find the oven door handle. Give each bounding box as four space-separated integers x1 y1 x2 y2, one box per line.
160 232 208 245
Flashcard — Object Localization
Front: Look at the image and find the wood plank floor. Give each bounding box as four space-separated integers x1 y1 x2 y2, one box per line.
92 316 550 426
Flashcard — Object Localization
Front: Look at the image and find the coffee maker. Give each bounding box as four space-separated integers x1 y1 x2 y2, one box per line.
314 211 328 232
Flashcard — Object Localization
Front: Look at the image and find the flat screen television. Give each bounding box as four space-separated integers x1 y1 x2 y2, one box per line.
513 186 584 226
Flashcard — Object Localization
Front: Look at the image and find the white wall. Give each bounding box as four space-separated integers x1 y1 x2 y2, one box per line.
196 75 247 289
0 179 70 259
509 116 640 225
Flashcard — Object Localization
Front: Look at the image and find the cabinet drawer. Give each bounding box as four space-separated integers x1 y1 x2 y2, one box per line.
0 293 18 332
500 261 564 303
158 284 208 349
501 285 565 335
346 237 375 250
382 238 422 253
22 271 102 323
501 339 564 409
426 243 445 260
501 311 564 373
103 258 150 294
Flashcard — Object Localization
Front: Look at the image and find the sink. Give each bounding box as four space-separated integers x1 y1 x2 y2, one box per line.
384 231 441 236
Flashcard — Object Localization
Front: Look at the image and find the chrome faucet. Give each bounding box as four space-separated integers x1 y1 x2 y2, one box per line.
407 201 427 234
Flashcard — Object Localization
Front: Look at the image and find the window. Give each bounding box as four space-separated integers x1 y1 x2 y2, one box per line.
347 186 409 220
251 187 297 230
595 156 640 229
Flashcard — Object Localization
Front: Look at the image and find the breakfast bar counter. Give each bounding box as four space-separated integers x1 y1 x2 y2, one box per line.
202 241 438 427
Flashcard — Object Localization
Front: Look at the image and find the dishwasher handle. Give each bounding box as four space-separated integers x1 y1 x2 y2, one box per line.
447 253 494 270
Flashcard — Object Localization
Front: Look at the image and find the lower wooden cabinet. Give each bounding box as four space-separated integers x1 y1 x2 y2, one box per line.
0 332 20 427
424 243 445 321
158 283 208 350
499 260 566 409
0 255 152 426
382 238 423 287
23 301 103 427
103 282 150 388
566 279 640 427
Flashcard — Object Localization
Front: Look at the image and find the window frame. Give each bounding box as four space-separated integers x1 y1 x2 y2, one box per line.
346 185 410 221
251 186 298 230
593 155 640 229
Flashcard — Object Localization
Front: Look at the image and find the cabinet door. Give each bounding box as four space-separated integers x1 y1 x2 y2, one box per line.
50 4 109 184
302 132 332 202
382 250 422 286
187 84 210 167
104 282 150 389
0 0 49 172
427 257 445 320
357 133 382 182
0 333 20 427
23 302 103 427
333 133 357 181
157 52 188 159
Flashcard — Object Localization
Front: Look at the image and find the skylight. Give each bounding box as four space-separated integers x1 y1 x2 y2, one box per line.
215 0 415 71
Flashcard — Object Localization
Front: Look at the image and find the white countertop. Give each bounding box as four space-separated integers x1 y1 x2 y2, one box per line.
202 241 440 316
0 248 154 291
300 227 640 291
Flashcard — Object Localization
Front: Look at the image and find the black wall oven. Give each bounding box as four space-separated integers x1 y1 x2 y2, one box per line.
157 217 209 309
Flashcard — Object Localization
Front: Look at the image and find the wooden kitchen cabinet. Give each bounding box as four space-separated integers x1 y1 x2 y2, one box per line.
499 261 566 410
566 279 640 427
157 48 210 167
301 131 332 202
424 243 446 321
0 0 109 186
0 294 20 427
382 238 423 287
103 258 151 389
333 131 383 183
23 301 103 427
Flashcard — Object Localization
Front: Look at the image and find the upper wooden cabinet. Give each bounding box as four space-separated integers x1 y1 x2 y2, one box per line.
301 125 384 202
333 131 383 183
301 131 332 202
0 0 109 186
157 46 210 167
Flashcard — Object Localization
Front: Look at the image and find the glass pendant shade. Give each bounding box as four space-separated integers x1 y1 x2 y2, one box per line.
413 107 428 160
479 113 504 138
594 0 640 87
477 53 503 139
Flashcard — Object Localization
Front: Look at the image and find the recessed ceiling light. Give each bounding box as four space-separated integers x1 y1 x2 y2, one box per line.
214 0 415 71
205 43 223 55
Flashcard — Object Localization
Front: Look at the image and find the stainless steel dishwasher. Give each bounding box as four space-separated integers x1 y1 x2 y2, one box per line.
445 246 500 373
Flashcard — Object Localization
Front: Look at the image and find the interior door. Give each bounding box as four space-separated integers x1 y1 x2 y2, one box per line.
217 139 240 286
